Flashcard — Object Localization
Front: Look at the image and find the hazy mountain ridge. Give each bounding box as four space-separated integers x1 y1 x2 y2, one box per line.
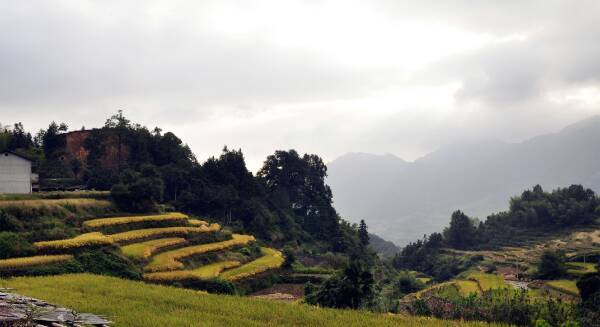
328 116 600 245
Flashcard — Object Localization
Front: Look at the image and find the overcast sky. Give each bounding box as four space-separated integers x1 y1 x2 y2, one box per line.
2 1 600 170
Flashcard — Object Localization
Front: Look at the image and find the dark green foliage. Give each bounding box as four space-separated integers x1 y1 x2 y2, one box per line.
536 251 567 280
0 232 35 259
444 210 476 249
111 165 164 212
577 274 600 302
477 184 599 248
392 232 475 281
282 246 296 268
394 272 425 296
305 259 375 309
359 219 369 247
75 249 141 280
258 150 339 241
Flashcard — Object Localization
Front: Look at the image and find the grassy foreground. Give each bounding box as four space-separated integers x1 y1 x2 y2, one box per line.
1 274 500 327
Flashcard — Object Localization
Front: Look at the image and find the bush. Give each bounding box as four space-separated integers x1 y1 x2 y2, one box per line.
282 246 296 268
0 232 35 259
537 251 567 280
305 259 374 309
75 249 141 279
395 272 425 296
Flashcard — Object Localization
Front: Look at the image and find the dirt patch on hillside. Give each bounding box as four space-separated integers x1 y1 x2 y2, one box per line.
251 284 305 301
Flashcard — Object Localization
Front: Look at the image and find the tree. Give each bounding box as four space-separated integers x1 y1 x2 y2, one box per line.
42 121 67 159
359 220 369 247
258 150 338 241
445 210 476 249
111 165 164 212
282 246 296 268
305 259 375 309
536 251 567 279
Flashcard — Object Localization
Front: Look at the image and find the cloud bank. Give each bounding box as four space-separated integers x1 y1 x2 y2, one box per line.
1 0 600 169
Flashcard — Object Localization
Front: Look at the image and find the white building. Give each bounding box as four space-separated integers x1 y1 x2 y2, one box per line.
0 152 33 193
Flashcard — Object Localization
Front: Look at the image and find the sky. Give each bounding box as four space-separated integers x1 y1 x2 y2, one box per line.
2 0 600 171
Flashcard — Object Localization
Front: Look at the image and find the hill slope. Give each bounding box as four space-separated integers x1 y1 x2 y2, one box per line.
328 116 600 244
1 274 499 327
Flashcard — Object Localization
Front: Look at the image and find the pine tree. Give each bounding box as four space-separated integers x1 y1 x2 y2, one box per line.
359 220 369 246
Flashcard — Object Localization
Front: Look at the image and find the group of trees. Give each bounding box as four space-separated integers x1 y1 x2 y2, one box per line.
0 123 35 153
393 184 600 280
3 113 365 254
420 185 600 252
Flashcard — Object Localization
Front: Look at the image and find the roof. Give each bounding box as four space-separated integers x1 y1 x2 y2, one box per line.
2 151 33 162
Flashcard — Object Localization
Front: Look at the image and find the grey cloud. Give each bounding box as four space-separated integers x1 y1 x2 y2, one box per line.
420 1 600 107
0 1 390 114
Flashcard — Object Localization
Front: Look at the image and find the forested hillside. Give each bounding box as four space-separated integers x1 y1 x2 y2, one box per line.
1 112 363 254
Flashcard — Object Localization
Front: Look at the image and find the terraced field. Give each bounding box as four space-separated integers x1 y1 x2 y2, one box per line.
546 280 580 296
0 201 284 291
144 234 256 272
467 272 506 291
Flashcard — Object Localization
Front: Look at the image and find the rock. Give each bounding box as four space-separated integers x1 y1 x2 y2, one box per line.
0 291 111 326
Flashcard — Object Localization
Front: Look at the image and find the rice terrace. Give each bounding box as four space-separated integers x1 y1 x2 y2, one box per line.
0 192 495 327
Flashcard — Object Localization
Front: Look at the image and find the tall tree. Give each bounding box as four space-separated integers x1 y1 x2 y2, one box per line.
258 150 337 239
445 210 476 249
359 220 369 247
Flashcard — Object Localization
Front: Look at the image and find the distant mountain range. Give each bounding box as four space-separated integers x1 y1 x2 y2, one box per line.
328 116 600 246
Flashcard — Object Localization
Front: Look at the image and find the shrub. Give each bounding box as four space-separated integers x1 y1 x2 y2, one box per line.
282 246 296 268
0 232 35 259
395 272 425 296
537 251 567 279
75 249 141 279
305 259 375 309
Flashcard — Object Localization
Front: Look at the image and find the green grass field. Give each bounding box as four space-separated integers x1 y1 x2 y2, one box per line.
546 280 580 296
454 280 481 295
566 262 597 277
0 274 501 327
467 272 506 291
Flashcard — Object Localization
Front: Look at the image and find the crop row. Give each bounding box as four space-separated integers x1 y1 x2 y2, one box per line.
144 234 255 272
121 238 188 260
143 261 242 281
0 255 74 271
83 212 190 228
220 247 284 281
34 232 114 251
110 224 221 244
187 219 208 226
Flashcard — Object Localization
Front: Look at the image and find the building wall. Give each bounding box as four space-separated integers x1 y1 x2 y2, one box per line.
0 153 32 193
